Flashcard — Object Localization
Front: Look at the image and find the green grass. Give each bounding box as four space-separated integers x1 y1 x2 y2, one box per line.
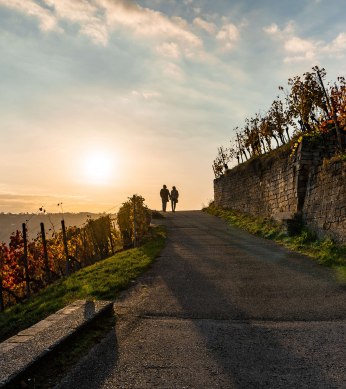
204 204 346 277
0 225 166 342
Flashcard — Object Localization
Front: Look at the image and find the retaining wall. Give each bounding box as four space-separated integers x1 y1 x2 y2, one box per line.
303 159 346 243
214 138 346 244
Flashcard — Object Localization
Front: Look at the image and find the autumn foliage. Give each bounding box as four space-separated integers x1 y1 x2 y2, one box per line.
213 66 346 177
0 195 152 311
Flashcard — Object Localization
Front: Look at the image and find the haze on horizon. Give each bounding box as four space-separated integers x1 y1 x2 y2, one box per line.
1 0 346 214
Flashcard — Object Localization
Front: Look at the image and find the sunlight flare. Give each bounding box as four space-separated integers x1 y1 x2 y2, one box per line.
82 150 116 185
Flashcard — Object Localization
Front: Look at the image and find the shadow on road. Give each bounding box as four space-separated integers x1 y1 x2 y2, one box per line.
57 327 119 389
153 212 345 387
58 211 345 388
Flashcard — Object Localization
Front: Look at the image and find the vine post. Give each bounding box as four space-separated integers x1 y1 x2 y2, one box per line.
40 222 51 283
109 226 114 255
22 223 30 297
132 195 138 248
0 248 3 312
61 220 70 275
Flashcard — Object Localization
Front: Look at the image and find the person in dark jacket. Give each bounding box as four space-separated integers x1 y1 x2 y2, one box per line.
160 185 170 212
170 186 179 212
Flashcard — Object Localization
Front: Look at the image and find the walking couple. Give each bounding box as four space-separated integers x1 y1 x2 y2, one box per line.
160 185 179 212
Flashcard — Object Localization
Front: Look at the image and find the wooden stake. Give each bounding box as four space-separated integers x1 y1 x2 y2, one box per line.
61 220 70 275
40 222 51 283
22 223 30 297
0 249 4 312
132 195 137 248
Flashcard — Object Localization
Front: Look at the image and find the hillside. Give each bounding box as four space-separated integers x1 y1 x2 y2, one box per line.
0 212 116 244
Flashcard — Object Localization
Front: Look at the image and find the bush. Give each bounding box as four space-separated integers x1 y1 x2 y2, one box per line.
117 195 151 248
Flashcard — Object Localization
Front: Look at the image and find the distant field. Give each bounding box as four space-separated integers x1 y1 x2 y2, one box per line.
0 213 116 244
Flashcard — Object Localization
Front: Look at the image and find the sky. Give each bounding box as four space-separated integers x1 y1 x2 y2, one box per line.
0 0 346 214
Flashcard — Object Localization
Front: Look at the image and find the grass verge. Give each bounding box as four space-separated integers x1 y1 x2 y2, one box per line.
204 204 346 279
0 225 166 342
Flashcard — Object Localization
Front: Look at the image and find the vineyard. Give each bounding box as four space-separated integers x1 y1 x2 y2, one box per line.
0 195 151 312
213 66 346 176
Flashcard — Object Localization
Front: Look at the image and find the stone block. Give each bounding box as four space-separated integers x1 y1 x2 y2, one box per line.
0 300 113 387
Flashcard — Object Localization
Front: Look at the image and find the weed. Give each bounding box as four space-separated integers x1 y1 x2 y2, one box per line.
204 205 346 275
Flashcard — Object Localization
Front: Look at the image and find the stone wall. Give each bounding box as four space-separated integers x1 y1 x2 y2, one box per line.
214 147 297 220
214 137 346 244
303 159 346 243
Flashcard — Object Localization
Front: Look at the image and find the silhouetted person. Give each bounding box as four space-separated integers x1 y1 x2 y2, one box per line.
170 186 179 212
160 184 170 212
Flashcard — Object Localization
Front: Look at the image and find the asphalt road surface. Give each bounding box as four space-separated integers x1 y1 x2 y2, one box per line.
57 211 346 389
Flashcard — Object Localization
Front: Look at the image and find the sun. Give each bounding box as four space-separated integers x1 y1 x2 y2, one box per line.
83 151 115 185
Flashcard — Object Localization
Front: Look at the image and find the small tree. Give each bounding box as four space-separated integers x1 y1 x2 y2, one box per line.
287 68 328 132
212 146 232 177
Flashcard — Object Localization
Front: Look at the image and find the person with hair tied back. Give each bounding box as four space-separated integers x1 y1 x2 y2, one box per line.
160 184 170 212
170 186 179 212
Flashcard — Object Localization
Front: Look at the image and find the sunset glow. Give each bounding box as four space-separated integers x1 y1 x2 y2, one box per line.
0 0 345 213
82 151 115 185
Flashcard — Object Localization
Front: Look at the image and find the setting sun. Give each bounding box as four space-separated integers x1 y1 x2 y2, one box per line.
83 151 115 185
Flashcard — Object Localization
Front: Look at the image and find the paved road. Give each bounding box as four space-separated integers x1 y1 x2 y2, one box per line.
58 211 346 389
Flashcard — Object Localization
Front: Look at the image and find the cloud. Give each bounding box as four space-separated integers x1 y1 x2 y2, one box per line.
163 62 184 81
324 32 346 56
99 0 202 49
264 21 319 63
193 17 216 34
44 0 97 23
98 0 208 60
266 21 346 63
284 36 315 53
283 51 316 63
0 0 58 31
216 23 240 50
43 0 108 44
263 23 279 35
78 22 108 45
0 0 106 44
0 0 204 55
263 21 294 39
284 39 318 63
131 90 161 100
156 42 181 59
